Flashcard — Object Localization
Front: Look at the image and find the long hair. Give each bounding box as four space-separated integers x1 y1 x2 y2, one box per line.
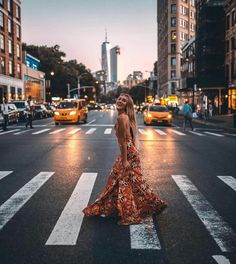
120 93 138 147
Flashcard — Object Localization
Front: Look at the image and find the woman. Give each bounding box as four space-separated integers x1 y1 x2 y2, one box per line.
83 93 167 225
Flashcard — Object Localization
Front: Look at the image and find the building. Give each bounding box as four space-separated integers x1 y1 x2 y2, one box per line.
157 0 196 103
195 0 226 114
0 0 23 102
225 0 236 113
23 52 45 102
110 45 121 83
101 33 111 83
123 71 143 89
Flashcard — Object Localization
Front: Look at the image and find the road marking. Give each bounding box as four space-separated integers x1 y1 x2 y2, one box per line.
0 172 54 231
32 129 51 135
86 128 96 134
0 171 13 181
217 176 236 192
138 129 146 135
0 129 20 135
104 128 112 134
130 217 161 250
171 130 186 136
49 128 66 134
212 255 231 264
172 175 236 252
188 131 205 136
46 172 98 245
68 128 81 135
204 132 224 137
154 129 167 135
84 119 96 125
14 130 30 135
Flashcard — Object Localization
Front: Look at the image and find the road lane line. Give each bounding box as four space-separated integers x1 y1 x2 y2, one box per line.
130 217 161 250
0 172 54 231
49 128 66 134
86 128 96 134
172 175 236 252
68 128 81 135
138 129 146 135
171 130 186 136
217 176 236 192
32 129 51 135
0 171 13 181
212 255 231 264
154 129 167 135
84 119 96 125
46 172 98 245
204 132 224 137
188 131 205 136
104 128 112 134
0 129 20 135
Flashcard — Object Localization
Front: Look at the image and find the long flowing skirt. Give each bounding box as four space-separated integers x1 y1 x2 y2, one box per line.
83 140 167 225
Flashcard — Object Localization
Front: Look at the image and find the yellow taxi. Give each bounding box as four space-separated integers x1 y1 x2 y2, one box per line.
54 99 88 125
143 104 172 125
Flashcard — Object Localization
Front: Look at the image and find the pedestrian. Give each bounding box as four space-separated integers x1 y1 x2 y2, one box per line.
25 98 34 129
83 93 167 225
1 98 9 131
182 100 194 131
208 103 213 118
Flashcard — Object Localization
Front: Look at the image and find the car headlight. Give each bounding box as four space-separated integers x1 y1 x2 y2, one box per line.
168 114 172 118
70 111 76 115
147 113 152 118
54 111 60 116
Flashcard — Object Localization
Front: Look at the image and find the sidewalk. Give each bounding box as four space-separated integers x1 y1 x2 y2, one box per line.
176 114 236 133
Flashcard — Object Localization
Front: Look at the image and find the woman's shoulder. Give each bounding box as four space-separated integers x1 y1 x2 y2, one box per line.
117 113 129 122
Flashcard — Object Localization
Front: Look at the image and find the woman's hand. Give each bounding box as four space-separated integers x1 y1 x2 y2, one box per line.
122 160 130 170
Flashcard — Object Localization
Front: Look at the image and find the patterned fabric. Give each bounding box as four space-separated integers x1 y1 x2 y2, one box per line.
83 140 167 225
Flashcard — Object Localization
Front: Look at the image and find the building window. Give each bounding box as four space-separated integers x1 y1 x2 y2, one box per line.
171 44 176 54
16 24 20 39
171 82 176 94
7 0 11 12
171 57 176 66
190 10 194 19
17 44 20 58
0 0 3 6
226 40 229 53
226 14 230 30
16 5 20 19
171 70 176 78
171 31 177 41
232 11 236 27
0 34 4 50
0 11 4 28
17 63 21 77
190 0 195 6
180 19 188 28
171 4 176 14
1 56 6 74
9 60 13 75
8 18 12 34
171 17 176 27
231 37 235 51
8 39 12 54
180 5 187 15
190 23 195 32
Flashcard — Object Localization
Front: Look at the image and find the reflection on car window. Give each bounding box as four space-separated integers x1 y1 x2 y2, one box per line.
58 102 78 109
149 106 168 112
13 102 25 108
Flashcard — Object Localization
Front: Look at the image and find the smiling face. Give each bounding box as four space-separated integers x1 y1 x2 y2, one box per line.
116 95 128 111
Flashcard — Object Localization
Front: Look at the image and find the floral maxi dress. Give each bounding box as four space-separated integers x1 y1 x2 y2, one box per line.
83 124 167 225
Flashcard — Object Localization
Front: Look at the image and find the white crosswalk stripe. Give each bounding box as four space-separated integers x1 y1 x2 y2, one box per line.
138 129 146 135
172 175 236 252
86 128 96 134
46 172 98 245
68 128 81 135
204 132 224 137
171 130 186 136
0 129 20 135
154 129 167 135
0 171 13 181
188 131 205 136
32 129 51 135
0 172 54 231
212 255 231 264
104 128 112 134
49 128 66 134
217 176 236 192
14 130 30 135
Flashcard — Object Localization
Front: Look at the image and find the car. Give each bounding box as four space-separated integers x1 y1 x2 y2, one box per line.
87 103 102 111
0 103 19 125
54 99 88 125
44 104 55 117
143 105 172 126
10 100 27 120
34 104 48 119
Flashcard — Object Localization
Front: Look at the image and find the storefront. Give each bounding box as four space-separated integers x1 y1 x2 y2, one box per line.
228 85 236 113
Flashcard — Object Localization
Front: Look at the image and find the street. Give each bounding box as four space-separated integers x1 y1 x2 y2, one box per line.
0 110 236 264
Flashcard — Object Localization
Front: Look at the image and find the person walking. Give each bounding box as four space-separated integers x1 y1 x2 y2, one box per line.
83 93 167 225
1 99 9 131
25 98 34 129
182 100 194 131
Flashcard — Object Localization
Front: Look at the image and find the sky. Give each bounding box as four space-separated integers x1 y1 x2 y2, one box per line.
21 0 157 80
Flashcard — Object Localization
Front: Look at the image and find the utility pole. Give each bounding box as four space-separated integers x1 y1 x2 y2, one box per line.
67 83 70 98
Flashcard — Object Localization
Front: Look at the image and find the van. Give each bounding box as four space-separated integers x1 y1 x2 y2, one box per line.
54 99 88 125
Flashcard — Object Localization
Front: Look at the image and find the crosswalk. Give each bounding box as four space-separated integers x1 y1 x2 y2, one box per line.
0 126 234 139
0 169 235 263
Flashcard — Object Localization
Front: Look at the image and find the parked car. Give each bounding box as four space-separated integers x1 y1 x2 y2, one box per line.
87 103 102 111
0 103 19 125
34 104 48 119
44 104 55 117
10 100 27 120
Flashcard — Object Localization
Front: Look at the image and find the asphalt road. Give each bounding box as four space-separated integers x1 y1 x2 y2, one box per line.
0 110 235 264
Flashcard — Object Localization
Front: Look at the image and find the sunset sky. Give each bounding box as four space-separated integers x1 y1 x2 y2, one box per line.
22 0 157 80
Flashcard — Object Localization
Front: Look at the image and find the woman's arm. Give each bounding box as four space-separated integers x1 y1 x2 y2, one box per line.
117 114 129 168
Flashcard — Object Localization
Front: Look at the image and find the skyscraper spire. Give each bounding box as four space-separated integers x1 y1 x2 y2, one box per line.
105 28 108 42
